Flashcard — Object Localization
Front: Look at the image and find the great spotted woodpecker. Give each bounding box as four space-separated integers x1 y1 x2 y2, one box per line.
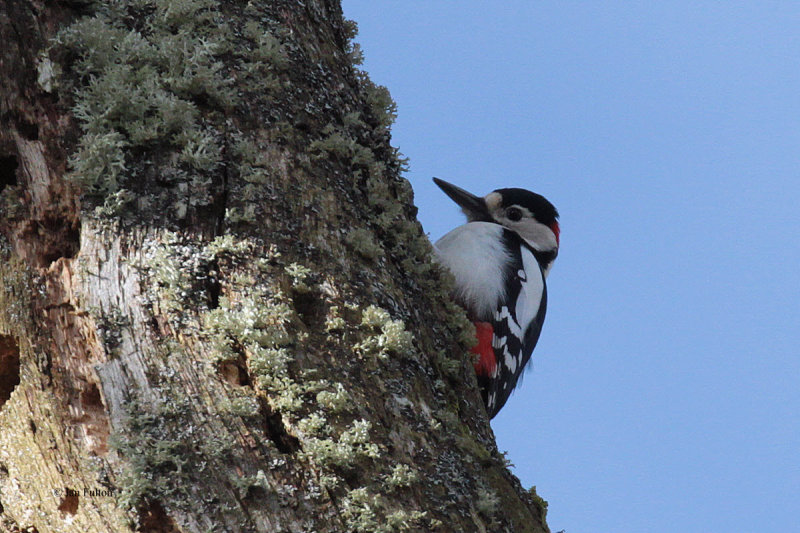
432 178 560 419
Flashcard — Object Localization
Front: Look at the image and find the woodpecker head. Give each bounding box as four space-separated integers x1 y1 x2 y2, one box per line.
433 177 560 254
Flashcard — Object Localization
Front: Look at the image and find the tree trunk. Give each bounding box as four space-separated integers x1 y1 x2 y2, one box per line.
0 1 550 531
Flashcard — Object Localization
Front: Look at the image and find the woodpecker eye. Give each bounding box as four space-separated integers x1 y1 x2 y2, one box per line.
506 207 523 222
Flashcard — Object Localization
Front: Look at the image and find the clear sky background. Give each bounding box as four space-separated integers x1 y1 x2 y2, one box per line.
341 2 800 532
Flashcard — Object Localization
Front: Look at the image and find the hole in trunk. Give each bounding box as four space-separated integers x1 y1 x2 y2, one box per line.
79 381 110 455
0 156 19 194
81 382 103 409
15 120 39 141
219 360 250 387
292 290 324 328
39 220 80 265
0 335 21 409
138 499 181 533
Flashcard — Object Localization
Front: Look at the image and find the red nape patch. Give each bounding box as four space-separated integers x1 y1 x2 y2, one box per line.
549 221 560 245
471 322 496 376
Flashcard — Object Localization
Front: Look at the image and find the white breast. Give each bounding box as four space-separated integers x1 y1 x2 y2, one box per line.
433 222 511 320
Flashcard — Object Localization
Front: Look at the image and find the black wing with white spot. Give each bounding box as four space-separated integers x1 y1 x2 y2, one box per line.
482 230 548 419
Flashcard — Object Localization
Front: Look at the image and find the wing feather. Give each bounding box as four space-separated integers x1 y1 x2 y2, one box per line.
484 230 547 418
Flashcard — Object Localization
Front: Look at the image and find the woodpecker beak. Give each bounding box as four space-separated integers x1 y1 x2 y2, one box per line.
433 178 491 222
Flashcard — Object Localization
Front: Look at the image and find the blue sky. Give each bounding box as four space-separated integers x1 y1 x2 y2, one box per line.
341 2 800 532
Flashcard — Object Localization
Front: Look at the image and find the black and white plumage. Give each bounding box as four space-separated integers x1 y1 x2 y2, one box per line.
432 178 559 418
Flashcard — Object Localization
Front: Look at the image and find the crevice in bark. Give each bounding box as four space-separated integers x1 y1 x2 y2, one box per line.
0 335 21 409
0 508 32 533
214 139 230 237
0 155 18 193
205 260 221 311
0 463 6 516
259 397 300 454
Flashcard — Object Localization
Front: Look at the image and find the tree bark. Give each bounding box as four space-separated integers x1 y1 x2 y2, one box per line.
0 1 550 532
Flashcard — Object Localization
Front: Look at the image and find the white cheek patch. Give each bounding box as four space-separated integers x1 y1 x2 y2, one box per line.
517 221 558 252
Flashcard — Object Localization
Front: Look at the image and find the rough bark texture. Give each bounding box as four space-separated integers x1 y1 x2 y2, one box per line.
0 1 551 532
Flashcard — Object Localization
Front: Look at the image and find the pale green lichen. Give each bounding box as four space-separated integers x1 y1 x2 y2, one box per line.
36 52 58 92
364 82 398 130
143 232 217 320
386 510 428 531
305 101 437 298
233 138 269 177
433 348 463 381
237 18 286 93
139 234 395 523
93 189 136 217
324 305 347 333
346 227 384 261
296 412 328 437
232 469 270 498
301 419 379 470
269 379 304 413
53 0 286 216
246 346 292 384
318 473 342 492
341 487 380 533
359 305 389 329
225 137 278 225
386 463 419 490
529 486 549 521
56 4 228 194
135 229 471 527
340 486 425 533
67 131 128 194
475 484 501 523
355 306 414 360
428 518 445 530
224 206 258 225
222 395 261 419
112 395 198 513
175 127 223 171
309 124 375 167
205 234 255 257
242 20 285 67
315 383 350 412
285 263 313 293
205 286 293 374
